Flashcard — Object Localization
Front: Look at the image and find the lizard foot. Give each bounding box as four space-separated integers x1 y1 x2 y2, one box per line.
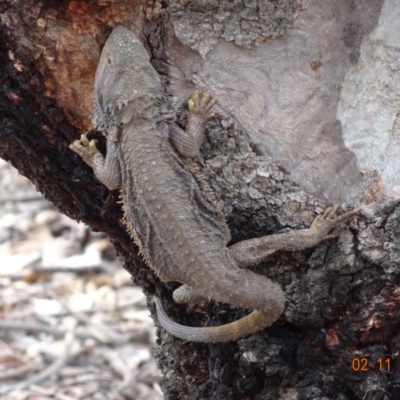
188 91 218 121
309 204 359 241
69 133 100 168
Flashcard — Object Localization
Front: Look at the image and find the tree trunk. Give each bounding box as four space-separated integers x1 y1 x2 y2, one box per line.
1 1 400 399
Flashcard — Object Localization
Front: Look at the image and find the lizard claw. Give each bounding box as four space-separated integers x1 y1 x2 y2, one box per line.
188 92 199 111
309 204 359 240
79 133 88 146
200 91 210 107
188 91 218 120
69 133 100 164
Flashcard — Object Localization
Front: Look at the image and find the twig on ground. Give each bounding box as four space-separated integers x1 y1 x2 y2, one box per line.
0 329 75 394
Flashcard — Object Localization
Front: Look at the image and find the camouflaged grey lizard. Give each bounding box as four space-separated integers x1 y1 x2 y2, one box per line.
70 26 358 343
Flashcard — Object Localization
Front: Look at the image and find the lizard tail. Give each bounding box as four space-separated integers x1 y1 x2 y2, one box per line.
154 297 277 343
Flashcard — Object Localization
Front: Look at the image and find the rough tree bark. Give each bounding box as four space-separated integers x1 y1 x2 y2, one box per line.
1 1 400 399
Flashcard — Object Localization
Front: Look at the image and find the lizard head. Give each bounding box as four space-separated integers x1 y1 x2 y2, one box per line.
92 26 163 133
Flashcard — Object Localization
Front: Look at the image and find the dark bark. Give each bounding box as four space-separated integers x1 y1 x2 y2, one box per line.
1 1 400 400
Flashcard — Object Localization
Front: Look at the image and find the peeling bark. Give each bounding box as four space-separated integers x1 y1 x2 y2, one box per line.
1 1 400 399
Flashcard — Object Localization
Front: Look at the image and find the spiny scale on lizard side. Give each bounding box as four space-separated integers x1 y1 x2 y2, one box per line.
120 188 155 271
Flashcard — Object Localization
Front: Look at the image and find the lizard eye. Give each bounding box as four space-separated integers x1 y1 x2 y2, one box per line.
106 56 112 66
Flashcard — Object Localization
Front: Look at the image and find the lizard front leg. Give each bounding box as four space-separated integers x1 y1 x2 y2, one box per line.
170 91 218 157
70 133 121 191
229 205 359 268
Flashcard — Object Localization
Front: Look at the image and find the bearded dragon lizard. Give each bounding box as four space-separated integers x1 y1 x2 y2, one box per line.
70 26 358 343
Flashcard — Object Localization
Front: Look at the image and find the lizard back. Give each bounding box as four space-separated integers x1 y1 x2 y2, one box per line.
92 26 286 316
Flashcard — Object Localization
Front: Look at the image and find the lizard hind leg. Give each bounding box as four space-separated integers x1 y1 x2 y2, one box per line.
228 205 359 268
173 285 209 304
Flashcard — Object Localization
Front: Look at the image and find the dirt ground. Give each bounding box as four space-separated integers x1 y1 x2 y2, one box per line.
0 159 163 399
